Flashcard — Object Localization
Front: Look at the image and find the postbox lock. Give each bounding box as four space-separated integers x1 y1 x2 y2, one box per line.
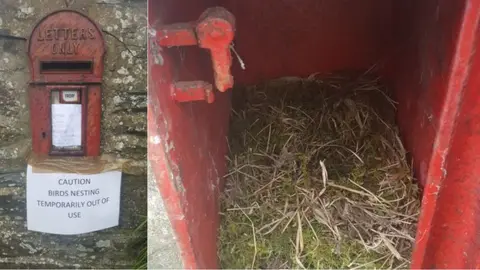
27 10 106 157
157 7 236 104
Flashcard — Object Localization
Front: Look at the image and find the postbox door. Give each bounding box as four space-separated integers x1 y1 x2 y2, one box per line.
148 13 234 269
29 84 102 157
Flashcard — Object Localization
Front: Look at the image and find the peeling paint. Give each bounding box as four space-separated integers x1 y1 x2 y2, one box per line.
149 30 164 65
150 135 161 144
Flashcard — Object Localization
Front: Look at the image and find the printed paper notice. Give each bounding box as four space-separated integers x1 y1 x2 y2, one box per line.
51 104 82 148
26 165 122 235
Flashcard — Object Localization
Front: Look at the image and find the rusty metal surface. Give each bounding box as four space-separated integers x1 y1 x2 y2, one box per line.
27 10 105 157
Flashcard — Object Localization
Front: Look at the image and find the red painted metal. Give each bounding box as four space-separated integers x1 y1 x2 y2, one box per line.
157 6 235 101
27 10 105 157
196 7 235 92
148 35 231 268
390 0 480 268
157 23 198 47
149 0 480 268
221 0 395 84
171 81 215 104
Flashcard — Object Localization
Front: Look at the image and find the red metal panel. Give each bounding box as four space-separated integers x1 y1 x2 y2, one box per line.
391 0 466 187
438 37 480 268
151 0 394 86
86 85 102 156
29 86 50 154
147 42 231 268
221 0 395 84
389 0 480 267
148 1 231 267
394 0 480 268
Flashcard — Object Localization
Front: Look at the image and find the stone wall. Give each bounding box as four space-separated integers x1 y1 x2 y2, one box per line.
0 0 147 268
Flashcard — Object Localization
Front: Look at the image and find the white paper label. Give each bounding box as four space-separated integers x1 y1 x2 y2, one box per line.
51 104 82 148
26 165 122 235
62 91 80 102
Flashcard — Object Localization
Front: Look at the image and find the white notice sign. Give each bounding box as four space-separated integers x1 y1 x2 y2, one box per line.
26 165 122 235
51 104 82 148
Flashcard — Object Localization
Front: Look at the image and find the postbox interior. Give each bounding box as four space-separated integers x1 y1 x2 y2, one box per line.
149 0 467 268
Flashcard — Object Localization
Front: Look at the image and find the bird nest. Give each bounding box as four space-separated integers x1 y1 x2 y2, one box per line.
219 74 421 269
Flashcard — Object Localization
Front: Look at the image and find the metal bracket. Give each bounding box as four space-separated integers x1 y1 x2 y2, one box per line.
171 81 215 104
157 7 236 103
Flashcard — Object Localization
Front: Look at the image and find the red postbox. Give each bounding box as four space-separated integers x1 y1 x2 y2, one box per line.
148 0 480 269
27 10 106 156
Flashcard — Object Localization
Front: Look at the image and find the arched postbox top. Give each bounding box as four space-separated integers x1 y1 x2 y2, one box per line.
28 10 106 83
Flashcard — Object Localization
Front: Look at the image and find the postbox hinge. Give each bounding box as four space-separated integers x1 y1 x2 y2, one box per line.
171 81 215 104
157 7 236 104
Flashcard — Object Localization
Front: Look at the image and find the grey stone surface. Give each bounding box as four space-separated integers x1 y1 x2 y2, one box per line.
0 0 147 268
147 163 183 269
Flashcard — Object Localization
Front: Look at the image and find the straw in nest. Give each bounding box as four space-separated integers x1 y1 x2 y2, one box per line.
219 74 421 269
